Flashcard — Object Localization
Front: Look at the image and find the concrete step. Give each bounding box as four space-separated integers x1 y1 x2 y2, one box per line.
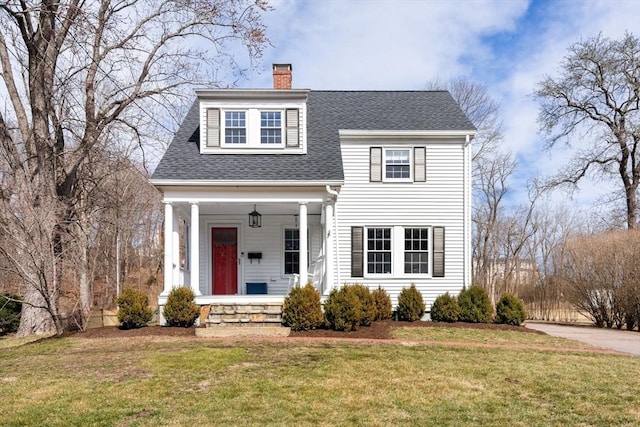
196 326 291 338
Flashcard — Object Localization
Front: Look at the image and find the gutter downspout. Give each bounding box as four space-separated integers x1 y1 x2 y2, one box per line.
326 185 340 291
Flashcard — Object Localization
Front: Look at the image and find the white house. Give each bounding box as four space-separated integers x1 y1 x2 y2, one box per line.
151 64 475 326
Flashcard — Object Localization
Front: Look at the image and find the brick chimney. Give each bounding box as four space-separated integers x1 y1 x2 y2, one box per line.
273 63 292 89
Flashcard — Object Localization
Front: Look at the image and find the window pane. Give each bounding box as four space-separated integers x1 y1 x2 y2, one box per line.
260 111 282 144
385 149 411 179
225 111 246 144
367 227 391 274
404 228 429 274
284 228 300 274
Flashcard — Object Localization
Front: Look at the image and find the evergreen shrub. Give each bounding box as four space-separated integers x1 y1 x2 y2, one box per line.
282 283 324 331
458 285 493 323
372 286 393 321
323 285 362 332
0 293 22 335
351 284 376 326
430 292 460 323
163 287 200 327
117 287 153 329
495 293 526 326
396 284 426 322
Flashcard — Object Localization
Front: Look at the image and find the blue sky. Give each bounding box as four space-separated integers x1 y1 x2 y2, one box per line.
224 0 640 215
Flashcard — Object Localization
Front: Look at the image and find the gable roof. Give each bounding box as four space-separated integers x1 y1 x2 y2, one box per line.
151 90 475 183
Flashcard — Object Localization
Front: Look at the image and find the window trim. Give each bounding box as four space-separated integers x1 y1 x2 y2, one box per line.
383 147 412 182
403 227 430 275
223 110 247 145
365 227 392 276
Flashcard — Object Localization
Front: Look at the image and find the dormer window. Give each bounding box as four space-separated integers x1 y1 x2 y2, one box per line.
260 111 282 144
214 108 294 149
225 111 247 144
197 88 307 154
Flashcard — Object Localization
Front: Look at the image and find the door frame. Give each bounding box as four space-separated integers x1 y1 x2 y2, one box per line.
206 221 243 295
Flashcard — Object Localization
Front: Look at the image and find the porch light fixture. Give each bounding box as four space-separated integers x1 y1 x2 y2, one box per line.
248 204 262 228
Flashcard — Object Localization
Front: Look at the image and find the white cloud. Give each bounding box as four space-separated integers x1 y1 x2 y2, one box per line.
233 0 640 217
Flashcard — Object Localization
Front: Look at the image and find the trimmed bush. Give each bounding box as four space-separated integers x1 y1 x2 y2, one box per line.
396 284 426 322
282 283 324 331
430 292 460 323
351 284 376 326
117 287 153 329
372 286 393 321
324 285 362 332
163 287 200 328
495 293 526 326
458 285 493 323
0 293 22 335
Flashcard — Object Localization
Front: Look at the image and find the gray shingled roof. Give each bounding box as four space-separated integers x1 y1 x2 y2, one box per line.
151 90 475 182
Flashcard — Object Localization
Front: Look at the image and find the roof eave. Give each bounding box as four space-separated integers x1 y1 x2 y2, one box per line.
338 130 477 139
150 179 344 187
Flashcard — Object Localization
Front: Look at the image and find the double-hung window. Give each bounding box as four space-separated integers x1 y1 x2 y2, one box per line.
404 228 429 274
283 228 310 275
370 147 426 182
367 228 391 274
385 149 411 180
284 228 299 275
260 111 282 144
224 111 246 144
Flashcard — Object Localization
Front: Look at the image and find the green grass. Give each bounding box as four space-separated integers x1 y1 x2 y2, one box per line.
0 331 638 426
391 326 595 350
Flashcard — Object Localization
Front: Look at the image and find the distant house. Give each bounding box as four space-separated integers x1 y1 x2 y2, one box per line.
150 64 476 325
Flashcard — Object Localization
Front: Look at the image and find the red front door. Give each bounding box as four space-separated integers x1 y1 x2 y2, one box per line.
212 227 238 295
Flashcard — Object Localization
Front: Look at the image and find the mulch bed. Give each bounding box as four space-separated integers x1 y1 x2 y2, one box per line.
74 319 541 339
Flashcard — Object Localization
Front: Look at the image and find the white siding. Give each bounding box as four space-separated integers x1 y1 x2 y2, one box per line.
197 214 321 296
336 138 469 309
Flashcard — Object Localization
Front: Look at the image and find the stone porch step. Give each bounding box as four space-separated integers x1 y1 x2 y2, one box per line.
195 326 291 338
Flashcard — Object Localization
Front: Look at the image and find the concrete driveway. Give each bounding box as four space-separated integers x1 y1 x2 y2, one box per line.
526 322 640 356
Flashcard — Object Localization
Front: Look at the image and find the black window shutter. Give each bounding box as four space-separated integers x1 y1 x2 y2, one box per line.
351 226 364 277
370 147 382 182
433 226 445 277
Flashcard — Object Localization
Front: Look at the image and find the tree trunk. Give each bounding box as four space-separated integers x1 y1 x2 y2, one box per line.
625 183 638 229
16 271 62 337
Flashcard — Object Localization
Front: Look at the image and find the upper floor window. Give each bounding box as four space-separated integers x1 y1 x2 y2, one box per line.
204 107 300 150
385 149 411 179
260 111 282 144
370 146 426 182
225 111 246 144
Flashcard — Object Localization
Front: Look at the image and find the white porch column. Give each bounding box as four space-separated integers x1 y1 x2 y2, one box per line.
324 200 334 295
299 202 308 286
172 209 180 287
162 202 174 295
190 202 201 296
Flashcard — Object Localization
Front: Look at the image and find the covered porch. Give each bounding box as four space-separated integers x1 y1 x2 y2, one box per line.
157 185 339 307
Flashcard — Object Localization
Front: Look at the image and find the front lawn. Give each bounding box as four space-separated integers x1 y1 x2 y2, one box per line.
0 328 638 426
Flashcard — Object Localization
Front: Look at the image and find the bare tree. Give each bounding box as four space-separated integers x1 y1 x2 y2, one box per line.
472 151 516 297
426 77 503 164
0 0 269 336
535 32 640 229
426 78 519 298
